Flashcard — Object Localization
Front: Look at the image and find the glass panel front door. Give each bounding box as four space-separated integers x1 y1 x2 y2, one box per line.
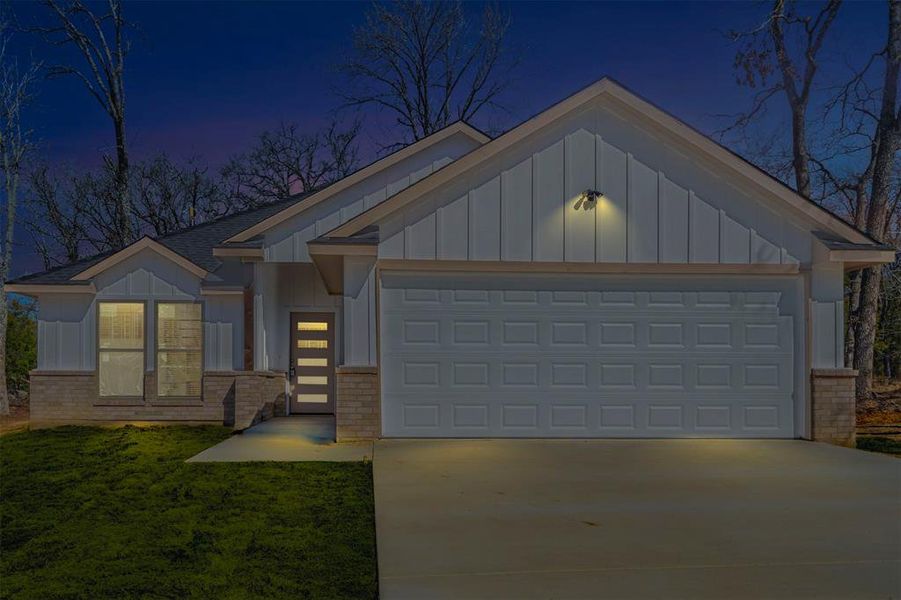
290 312 335 414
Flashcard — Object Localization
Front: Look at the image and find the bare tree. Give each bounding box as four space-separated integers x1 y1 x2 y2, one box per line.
220 119 360 208
855 0 901 395
726 0 901 398
33 0 132 249
339 1 515 149
132 155 228 236
726 0 842 198
0 18 40 416
26 166 90 269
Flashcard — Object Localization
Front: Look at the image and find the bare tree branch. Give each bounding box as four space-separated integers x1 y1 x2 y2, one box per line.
220 119 361 208
337 1 517 150
31 0 132 248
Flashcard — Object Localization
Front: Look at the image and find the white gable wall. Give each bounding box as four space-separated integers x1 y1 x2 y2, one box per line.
378 102 812 265
36 248 244 372
264 131 481 263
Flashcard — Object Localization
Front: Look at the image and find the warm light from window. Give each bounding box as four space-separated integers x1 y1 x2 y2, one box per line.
298 340 328 349
298 376 328 385
297 358 328 367
98 303 144 397
298 322 328 331
298 394 328 403
157 303 202 397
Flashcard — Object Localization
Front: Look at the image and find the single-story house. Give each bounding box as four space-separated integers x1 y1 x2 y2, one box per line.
8 78 894 445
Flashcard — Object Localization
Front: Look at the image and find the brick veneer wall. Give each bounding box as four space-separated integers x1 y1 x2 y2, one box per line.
335 366 380 441
29 369 285 428
233 372 287 430
810 368 858 447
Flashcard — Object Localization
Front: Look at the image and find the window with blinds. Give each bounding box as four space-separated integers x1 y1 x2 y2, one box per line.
98 303 145 397
157 303 202 397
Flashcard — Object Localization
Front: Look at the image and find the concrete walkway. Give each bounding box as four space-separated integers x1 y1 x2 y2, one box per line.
374 439 901 599
187 416 372 462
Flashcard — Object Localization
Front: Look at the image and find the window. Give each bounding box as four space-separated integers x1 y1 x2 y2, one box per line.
98 303 145 397
157 303 202 397
297 339 328 349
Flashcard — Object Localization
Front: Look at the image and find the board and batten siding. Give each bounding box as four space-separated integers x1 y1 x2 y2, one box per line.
380 129 802 265
263 132 481 263
36 248 243 372
376 99 814 267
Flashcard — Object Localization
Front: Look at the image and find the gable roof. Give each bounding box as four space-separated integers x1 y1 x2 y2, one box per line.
223 121 490 243
324 77 879 247
70 236 210 280
8 120 489 289
7 192 312 286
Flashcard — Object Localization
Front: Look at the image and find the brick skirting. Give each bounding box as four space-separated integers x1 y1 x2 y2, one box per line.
29 369 286 429
335 366 380 441
810 368 858 447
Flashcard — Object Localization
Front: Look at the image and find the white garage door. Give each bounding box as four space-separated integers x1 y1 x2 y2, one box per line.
380 273 795 438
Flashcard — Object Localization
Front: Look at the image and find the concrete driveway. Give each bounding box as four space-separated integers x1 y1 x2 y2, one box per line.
373 439 900 599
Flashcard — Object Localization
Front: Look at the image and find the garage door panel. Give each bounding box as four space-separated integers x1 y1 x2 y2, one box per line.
381 277 795 438
384 355 793 396
384 399 791 438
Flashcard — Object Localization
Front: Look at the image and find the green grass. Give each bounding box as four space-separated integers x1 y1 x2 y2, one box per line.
857 436 901 456
0 426 377 599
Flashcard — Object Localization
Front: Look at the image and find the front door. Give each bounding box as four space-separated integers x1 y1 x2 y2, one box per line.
289 312 335 414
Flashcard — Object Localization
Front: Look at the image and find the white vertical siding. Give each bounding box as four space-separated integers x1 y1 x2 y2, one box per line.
405 213 437 259
628 154 658 262
264 131 481 263
532 140 565 261
659 176 689 263
343 257 377 366
377 117 808 267
596 137 628 262
564 130 596 262
37 294 95 371
204 295 243 371
437 195 469 259
469 176 501 260
501 159 532 261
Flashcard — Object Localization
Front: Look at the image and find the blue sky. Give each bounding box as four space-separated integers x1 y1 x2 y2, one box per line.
9 0 887 276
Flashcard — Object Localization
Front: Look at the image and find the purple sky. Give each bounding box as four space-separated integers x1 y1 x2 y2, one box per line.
9 0 887 277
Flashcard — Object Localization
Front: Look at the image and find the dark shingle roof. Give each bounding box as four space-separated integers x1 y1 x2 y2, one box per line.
812 232 896 252
9 193 313 285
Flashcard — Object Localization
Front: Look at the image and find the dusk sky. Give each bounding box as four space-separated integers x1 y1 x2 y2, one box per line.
9 0 886 277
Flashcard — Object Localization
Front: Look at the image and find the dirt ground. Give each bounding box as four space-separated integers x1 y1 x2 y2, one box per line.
0 405 30 435
857 379 901 424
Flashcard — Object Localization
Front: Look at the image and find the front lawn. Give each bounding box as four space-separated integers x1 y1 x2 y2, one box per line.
0 426 377 599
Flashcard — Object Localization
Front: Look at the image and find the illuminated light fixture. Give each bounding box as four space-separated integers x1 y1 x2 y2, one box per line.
575 188 604 210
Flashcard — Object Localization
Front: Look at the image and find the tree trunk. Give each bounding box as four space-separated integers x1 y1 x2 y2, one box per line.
855 267 883 394
853 0 900 398
0 285 7 417
790 109 812 198
845 184 870 367
113 117 131 247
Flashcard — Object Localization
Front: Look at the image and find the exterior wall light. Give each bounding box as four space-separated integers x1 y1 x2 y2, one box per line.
575 189 603 210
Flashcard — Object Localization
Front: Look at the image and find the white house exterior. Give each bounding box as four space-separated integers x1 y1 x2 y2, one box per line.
9 79 893 445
